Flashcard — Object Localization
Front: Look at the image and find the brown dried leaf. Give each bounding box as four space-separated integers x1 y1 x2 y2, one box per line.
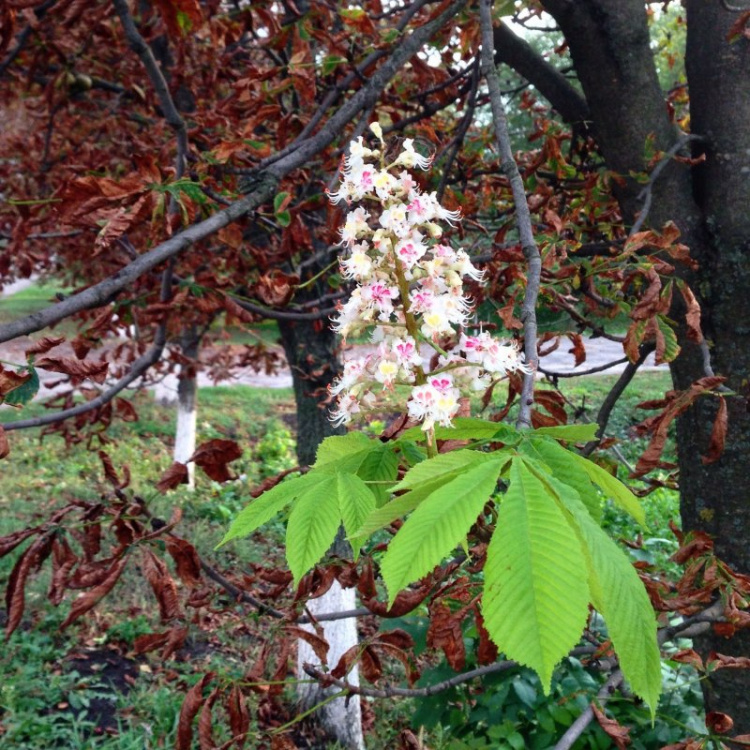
0 527 39 559
61 555 129 628
427 602 466 671
705 711 734 734
5 534 54 636
156 461 190 492
701 396 727 465
591 703 631 749
707 652 750 670
567 333 586 366
176 673 215 750
226 684 250 749
141 548 182 622
190 439 242 482
254 270 299 307
25 336 66 356
475 610 499 665
34 356 109 384
98 450 130 489
678 282 703 343
198 687 220 750
166 536 202 588
115 398 138 422
285 625 329 665
48 536 77 606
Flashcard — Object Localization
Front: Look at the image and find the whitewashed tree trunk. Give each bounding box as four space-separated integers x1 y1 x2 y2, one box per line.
297 580 365 750
173 328 199 489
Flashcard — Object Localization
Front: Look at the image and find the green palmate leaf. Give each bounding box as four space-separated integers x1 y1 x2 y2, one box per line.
482 459 590 693
533 423 599 442
570 453 646 525
381 459 504 605
536 471 661 713
219 472 323 546
655 314 681 363
392 449 496 492
398 417 518 444
357 444 399 505
337 473 376 559
398 440 426 467
351 474 451 540
286 474 342 583
314 432 376 473
522 438 602 522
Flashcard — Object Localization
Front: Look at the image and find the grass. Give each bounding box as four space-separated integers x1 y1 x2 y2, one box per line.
0 369 691 748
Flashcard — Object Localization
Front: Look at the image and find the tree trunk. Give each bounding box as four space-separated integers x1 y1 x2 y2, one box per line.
174 328 200 489
538 0 750 729
675 1 750 730
279 302 364 749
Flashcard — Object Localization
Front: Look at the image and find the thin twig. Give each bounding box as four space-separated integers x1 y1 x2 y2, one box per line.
199 558 370 623
480 0 542 429
582 344 654 456
628 134 699 238
539 356 629 379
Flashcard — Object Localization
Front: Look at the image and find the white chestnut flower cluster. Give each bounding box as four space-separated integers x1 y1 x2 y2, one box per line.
328 125 529 431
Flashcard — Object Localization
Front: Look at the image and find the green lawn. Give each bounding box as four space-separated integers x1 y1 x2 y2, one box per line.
0 370 696 749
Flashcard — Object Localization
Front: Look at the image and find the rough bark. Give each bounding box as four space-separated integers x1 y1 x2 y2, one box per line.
278 257 363 748
536 0 750 729
676 1 750 728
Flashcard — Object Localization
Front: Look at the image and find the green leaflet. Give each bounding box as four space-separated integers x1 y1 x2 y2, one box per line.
528 464 661 713
337 473 377 560
532 423 599 442
569 452 646 525
219 472 325 546
483 458 591 694
398 417 519 444
357 444 400 506
522 437 602 522
314 432 376 473
351 474 453 541
381 458 504 605
392 449 496 492
286 474 342 583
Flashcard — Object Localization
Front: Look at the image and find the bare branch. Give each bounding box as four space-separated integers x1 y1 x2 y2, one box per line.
112 0 187 178
199 558 370 624
480 0 542 429
539 356 629 379
492 21 590 125
582 344 655 456
629 134 700 237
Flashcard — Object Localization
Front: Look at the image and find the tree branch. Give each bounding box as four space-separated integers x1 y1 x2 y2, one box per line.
582 343 655 456
492 21 590 125
1 262 175 432
480 0 542 429
112 0 188 179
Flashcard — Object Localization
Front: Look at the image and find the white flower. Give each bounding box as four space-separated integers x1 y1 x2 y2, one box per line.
393 139 433 170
